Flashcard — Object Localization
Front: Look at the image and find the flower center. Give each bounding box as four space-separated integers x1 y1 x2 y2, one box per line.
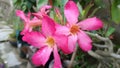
46 36 55 47
70 25 79 35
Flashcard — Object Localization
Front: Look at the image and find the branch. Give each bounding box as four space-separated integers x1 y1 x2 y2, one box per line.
93 43 108 48
86 32 108 41
88 50 103 59
110 53 120 59
67 45 78 68
86 32 114 53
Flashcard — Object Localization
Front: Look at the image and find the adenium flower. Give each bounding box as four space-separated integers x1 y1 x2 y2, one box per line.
22 15 70 68
16 5 51 35
16 10 41 35
32 5 52 19
55 1 103 52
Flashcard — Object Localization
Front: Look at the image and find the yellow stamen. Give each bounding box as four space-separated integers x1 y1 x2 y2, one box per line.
70 25 79 35
46 36 55 47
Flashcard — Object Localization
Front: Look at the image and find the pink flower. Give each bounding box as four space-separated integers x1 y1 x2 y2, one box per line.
16 10 41 35
22 15 70 68
55 1 103 52
32 5 52 19
16 6 51 35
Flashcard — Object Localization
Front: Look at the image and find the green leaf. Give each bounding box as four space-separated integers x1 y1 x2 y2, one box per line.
37 0 48 10
105 27 115 37
111 0 120 24
88 7 101 17
13 0 17 4
77 2 83 16
82 3 94 19
26 1 32 9
60 0 68 23
52 0 60 7
61 0 68 7
22 3 27 11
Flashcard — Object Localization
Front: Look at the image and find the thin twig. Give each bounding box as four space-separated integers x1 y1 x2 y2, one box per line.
86 32 114 52
88 50 103 59
110 53 120 59
86 32 108 41
67 45 78 68
97 63 102 68
93 43 108 48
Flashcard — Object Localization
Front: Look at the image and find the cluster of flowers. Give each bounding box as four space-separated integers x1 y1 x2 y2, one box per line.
16 0 103 68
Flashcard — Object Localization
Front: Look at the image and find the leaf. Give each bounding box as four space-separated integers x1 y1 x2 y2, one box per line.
77 2 83 16
26 1 32 9
105 27 115 37
13 0 17 4
88 7 101 17
37 0 48 10
111 0 120 24
82 3 94 19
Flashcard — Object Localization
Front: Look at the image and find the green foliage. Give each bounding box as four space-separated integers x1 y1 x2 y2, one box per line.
81 3 94 19
77 2 83 15
14 0 36 12
111 0 120 24
37 0 48 10
80 0 91 7
78 0 101 20
105 27 115 37
74 49 98 68
94 0 106 8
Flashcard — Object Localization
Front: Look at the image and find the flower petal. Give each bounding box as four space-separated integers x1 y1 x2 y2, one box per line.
16 10 28 23
64 1 79 24
30 20 42 26
22 32 46 48
30 17 42 26
42 15 56 36
33 5 51 18
68 35 78 53
78 17 103 30
55 24 70 36
53 34 71 54
21 23 31 35
27 12 31 19
78 30 92 51
21 17 42 35
32 47 52 66
40 5 52 14
53 45 62 68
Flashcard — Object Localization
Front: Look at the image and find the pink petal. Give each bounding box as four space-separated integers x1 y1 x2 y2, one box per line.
53 34 71 54
53 46 62 68
32 12 43 19
55 24 70 36
33 5 51 18
22 32 46 48
42 15 56 36
21 17 42 35
16 10 28 23
30 19 42 26
30 20 42 26
78 17 103 30
64 1 79 24
32 47 52 66
78 30 92 51
40 5 52 14
68 35 78 53
21 23 30 35
27 12 31 19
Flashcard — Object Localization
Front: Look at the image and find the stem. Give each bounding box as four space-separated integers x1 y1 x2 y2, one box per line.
67 46 78 68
